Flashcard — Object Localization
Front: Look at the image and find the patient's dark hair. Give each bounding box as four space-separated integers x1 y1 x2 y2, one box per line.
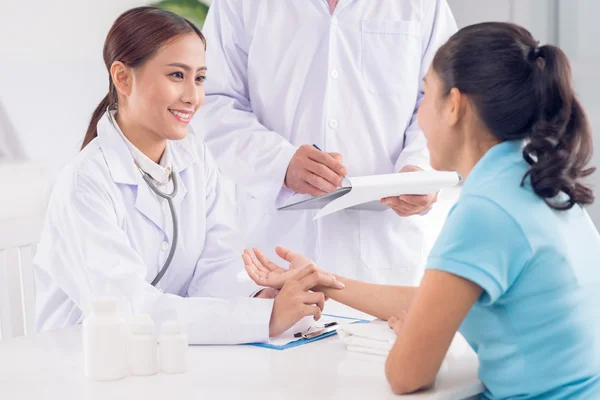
82 6 206 150
432 22 595 210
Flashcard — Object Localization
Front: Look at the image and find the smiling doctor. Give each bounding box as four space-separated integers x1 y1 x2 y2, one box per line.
33 6 343 344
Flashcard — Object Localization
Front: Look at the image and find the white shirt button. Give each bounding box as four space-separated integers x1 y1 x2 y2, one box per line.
330 69 339 79
329 119 339 129
161 241 169 251
331 17 338 25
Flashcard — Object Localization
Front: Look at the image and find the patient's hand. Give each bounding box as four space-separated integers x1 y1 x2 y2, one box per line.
273 246 314 271
387 311 408 335
242 246 344 290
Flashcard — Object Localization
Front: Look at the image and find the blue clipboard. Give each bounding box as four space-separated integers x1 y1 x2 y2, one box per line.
248 314 370 351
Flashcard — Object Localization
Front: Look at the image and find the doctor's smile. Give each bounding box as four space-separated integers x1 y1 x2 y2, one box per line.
168 108 194 123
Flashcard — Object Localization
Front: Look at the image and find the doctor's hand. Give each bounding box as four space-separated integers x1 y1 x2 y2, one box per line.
268 265 335 337
380 165 438 217
285 145 347 196
243 247 344 290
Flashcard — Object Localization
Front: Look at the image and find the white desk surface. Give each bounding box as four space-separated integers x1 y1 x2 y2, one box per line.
0 303 483 400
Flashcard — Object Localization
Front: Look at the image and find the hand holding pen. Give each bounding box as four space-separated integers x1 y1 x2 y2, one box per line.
284 143 347 197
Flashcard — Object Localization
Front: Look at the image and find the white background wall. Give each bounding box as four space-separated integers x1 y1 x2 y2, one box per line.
1 0 599 227
557 0 600 225
0 0 147 175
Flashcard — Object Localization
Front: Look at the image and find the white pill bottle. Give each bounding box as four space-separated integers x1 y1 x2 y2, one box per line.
159 320 188 374
129 315 159 376
82 297 127 381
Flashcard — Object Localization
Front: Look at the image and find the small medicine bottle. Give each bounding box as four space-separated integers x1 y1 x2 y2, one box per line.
82 297 127 381
129 314 159 376
159 320 188 374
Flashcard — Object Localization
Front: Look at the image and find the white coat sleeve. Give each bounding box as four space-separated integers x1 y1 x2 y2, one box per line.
45 169 273 345
186 143 263 298
194 0 297 203
394 0 457 172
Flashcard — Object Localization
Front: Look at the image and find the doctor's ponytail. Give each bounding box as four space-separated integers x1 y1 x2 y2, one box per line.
82 6 206 150
432 22 595 211
83 94 112 150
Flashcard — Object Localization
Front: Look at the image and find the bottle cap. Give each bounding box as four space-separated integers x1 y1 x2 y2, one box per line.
161 320 185 334
131 315 154 335
90 297 120 315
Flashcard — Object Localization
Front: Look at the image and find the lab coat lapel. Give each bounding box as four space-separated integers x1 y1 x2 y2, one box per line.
134 174 170 238
169 134 197 212
98 111 196 240
134 137 195 239
97 112 170 238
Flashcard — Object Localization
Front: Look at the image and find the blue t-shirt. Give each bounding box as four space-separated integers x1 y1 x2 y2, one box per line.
428 140 600 399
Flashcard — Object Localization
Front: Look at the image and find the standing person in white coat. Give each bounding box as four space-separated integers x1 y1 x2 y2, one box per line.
33 6 343 345
195 0 458 285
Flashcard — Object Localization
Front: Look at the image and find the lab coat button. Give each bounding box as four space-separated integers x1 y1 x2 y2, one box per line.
161 241 169 251
330 69 339 79
329 119 339 129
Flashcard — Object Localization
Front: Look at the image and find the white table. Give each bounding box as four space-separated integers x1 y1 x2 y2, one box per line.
0 304 484 400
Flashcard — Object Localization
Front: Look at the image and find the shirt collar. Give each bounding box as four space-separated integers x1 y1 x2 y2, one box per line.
108 111 172 185
461 139 526 195
97 111 198 186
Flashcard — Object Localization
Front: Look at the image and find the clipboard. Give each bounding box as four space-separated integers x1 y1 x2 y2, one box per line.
248 314 369 350
277 171 461 219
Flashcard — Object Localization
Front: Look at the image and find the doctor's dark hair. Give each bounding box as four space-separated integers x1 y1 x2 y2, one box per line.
82 6 206 150
432 22 595 210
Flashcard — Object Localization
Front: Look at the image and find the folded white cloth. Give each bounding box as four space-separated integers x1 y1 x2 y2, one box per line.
338 319 472 372
337 319 397 356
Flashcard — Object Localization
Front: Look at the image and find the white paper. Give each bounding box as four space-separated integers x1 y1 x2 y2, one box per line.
314 171 460 219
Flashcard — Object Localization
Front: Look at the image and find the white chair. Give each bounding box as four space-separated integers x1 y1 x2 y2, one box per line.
0 99 27 161
0 162 49 339
0 217 43 339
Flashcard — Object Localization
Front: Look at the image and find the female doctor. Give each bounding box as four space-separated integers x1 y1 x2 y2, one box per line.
243 22 600 398
33 6 343 344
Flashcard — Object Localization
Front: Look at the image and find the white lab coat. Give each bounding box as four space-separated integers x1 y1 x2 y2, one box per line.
33 112 274 345
195 0 457 285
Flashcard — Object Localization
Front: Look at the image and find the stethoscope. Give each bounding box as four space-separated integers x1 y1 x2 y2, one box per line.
107 108 178 287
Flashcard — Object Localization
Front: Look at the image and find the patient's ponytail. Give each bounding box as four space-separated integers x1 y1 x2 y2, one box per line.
432 22 595 210
523 44 595 210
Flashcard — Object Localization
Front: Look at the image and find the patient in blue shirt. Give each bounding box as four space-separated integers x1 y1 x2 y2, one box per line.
412 22 600 398
243 22 600 399
428 140 600 399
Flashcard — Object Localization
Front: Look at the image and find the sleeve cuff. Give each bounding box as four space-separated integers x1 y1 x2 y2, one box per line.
235 278 264 298
183 297 274 345
237 298 274 343
427 256 503 305
267 145 298 205
275 186 296 209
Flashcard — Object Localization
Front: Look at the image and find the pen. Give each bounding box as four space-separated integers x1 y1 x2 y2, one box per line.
293 322 338 338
